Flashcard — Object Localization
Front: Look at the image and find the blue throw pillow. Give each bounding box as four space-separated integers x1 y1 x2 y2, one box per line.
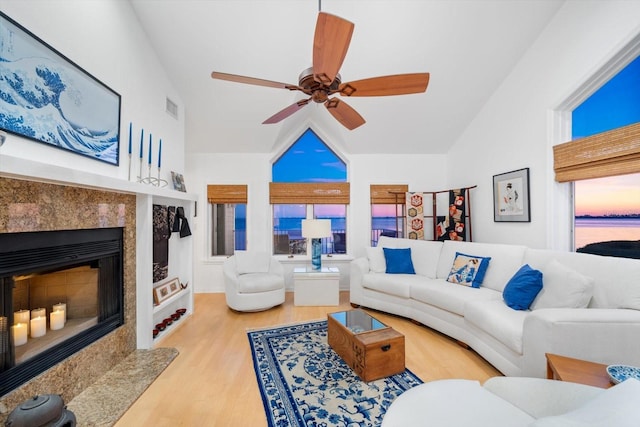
383 248 415 274
446 252 491 288
503 264 543 310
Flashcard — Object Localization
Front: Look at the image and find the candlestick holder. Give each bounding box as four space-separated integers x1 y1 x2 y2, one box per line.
138 164 168 188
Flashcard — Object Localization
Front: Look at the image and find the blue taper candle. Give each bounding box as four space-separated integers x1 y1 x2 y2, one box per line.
139 128 144 159
128 122 132 154
148 134 152 165
158 139 162 168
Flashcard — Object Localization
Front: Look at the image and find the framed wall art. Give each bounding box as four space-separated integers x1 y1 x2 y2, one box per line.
153 277 182 305
493 168 530 222
0 12 121 165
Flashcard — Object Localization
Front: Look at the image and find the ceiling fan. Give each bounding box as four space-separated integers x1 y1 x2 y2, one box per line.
211 12 430 130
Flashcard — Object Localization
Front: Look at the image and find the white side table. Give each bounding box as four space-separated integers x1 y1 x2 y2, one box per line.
293 267 340 306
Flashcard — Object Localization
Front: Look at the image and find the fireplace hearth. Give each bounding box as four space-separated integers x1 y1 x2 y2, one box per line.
0 227 124 396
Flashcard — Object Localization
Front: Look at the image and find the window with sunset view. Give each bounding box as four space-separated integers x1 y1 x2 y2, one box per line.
572 55 640 257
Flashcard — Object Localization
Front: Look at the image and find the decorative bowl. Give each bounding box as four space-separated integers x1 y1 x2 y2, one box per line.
171 313 180 321
176 308 187 315
153 329 159 338
155 323 166 331
164 317 173 326
606 364 640 384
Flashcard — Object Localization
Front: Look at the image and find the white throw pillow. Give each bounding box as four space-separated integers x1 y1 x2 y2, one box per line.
622 280 640 310
235 250 271 274
530 259 594 310
529 378 640 427
366 246 386 273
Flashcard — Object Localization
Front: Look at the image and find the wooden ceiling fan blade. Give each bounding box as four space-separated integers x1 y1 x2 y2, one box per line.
211 71 302 91
262 98 311 124
324 98 365 130
313 12 354 86
338 73 430 97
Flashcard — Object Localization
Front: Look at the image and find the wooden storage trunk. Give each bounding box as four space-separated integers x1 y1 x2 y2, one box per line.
328 312 405 382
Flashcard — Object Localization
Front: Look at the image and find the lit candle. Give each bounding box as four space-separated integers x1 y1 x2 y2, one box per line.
11 323 27 346
31 308 45 319
30 316 46 338
128 122 132 154
158 139 162 168
14 309 30 335
139 128 144 159
53 303 66 323
50 311 64 331
148 133 152 165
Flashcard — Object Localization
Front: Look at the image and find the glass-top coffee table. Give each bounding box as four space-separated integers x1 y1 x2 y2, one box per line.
327 308 405 382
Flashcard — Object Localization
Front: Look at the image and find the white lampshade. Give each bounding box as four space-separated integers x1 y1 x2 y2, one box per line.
301 219 332 238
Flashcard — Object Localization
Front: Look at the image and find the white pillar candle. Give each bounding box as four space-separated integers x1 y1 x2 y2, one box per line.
11 323 28 346
30 316 46 338
14 309 30 335
50 311 64 331
31 308 46 319
53 303 67 323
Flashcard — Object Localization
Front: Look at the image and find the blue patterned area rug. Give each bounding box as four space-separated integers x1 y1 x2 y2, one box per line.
247 320 423 427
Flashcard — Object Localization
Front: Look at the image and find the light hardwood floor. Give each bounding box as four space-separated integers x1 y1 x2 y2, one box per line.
115 292 500 426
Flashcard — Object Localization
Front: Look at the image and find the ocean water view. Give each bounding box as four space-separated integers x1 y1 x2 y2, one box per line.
575 217 640 249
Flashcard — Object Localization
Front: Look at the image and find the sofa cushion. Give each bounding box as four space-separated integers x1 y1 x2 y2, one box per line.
529 378 640 427
437 241 527 292
446 252 491 288
383 247 416 274
465 299 528 354
235 250 271 274
366 246 386 273
411 280 500 316
530 260 594 310
503 264 543 310
361 273 424 299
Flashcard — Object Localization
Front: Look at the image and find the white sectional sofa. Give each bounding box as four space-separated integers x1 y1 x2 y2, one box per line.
350 236 640 378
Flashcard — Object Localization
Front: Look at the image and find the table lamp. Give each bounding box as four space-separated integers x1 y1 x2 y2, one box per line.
302 219 331 270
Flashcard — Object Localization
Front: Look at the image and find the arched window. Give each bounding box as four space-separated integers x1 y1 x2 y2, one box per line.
271 129 348 256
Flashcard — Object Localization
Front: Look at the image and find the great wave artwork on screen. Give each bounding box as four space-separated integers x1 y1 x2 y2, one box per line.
0 12 121 165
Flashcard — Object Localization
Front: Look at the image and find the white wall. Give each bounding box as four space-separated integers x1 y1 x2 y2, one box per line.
447 0 640 250
0 0 185 183
186 149 447 293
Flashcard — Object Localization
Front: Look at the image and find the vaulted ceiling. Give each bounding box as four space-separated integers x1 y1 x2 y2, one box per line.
130 0 564 155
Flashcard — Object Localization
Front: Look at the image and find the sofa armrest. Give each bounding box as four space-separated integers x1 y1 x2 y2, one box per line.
522 308 640 378
349 257 370 305
483 377 603 418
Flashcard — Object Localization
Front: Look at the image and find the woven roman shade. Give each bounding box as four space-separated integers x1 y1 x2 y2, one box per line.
370 184 409 204
207 184 248 204
269 182 350 204
554 122 640 182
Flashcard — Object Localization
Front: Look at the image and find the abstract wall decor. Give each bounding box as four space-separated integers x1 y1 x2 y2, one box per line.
0 12 121 165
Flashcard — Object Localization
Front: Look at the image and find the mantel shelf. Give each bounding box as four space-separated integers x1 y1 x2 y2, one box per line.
0 154 197 201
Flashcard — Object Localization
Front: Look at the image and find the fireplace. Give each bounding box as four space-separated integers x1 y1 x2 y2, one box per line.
0 227 124 396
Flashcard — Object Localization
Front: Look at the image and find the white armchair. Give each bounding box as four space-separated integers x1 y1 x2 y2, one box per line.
223 251 285 311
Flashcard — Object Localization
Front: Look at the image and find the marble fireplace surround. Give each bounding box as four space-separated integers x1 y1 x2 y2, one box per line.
0 176 137 417
0 153 197 424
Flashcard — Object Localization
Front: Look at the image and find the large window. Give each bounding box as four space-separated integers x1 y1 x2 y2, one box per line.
208 185 247 256
567 55 640 256
271 129 348 256
370 184 407 246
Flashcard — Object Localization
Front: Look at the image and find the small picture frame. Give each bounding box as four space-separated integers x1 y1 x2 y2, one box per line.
493 168 530 222
171 171 187 192
153 277 182 305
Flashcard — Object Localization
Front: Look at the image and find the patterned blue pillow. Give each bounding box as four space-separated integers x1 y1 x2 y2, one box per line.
446 252 491 288
503 264 543 310
383 248 415 274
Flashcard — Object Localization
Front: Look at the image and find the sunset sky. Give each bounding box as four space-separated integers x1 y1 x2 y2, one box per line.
572 55 640 217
